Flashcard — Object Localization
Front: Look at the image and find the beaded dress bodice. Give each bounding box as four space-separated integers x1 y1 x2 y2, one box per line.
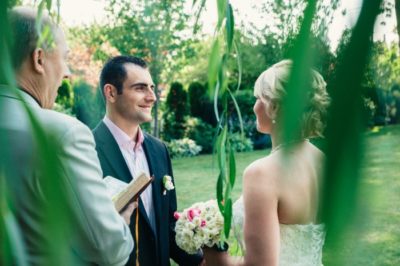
232 196 325 266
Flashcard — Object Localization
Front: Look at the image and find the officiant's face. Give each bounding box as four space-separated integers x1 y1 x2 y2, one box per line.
114 63 156 124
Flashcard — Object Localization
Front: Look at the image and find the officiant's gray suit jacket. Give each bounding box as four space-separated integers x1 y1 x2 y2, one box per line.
0 86 133 266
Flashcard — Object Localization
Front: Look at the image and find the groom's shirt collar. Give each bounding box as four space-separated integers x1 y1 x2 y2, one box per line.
103 116 144 152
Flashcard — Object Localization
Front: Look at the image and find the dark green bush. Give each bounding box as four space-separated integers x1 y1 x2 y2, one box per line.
72 80 105 129
188 81 217 126
162 82 188 141
229 132 253 153
184 117 215 154
56 79 74 110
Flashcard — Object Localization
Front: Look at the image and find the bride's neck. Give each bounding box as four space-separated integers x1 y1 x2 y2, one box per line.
270 132 307 153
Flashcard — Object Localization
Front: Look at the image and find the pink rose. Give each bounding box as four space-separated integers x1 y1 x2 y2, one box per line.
201 220 206 227
187 208 201 222
174 211 181 220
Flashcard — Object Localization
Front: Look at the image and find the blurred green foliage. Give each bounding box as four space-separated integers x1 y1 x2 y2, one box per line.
71 80 104 129
166 138 202 159
183 117 215 154
162 82 188 141
56 79 74 110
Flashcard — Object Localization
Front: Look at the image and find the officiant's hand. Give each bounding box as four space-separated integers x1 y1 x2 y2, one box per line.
120 202 138 225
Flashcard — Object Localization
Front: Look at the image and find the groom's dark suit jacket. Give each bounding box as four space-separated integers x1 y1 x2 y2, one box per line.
93 121 202 266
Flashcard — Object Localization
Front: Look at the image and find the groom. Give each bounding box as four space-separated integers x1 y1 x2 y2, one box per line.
93 55 203 266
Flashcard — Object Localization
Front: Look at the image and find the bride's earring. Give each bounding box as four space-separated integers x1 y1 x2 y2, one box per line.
272 119 276 124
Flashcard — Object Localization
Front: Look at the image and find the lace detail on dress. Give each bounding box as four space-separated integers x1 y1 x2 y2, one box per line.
232 196 325 266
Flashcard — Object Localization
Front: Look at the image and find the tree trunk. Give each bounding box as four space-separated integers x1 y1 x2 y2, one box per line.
395 0 400 51
151 65 161 138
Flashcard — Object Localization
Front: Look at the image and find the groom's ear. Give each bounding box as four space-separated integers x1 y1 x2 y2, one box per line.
104 84 118 103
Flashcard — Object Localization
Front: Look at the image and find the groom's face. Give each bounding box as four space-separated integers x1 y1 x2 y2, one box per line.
113 63 156 125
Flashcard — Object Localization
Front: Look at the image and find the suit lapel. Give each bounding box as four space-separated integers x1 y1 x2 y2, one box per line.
95 122 132 183
142 135 163 239
95 122 153 232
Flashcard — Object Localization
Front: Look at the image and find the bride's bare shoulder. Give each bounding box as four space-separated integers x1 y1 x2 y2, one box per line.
243 154 281 186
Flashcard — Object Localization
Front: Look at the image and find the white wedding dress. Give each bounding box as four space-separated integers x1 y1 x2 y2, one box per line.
232 196 325 266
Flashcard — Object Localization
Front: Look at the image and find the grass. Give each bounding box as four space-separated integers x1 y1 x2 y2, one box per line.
171 125 400 265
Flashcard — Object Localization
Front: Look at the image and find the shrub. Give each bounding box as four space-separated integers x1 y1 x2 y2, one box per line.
163 82 188 140
56 79 74 110
162 111 185 141
188 82 217 126
165 82 188 122
166 138 202 159
184 117 215 154
229 133 253 153
188 82 205 116
72 80 105 129
53 103 74 117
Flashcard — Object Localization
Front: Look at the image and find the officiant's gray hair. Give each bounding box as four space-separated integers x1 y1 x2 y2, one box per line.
8 6 58 70
254 59 330 138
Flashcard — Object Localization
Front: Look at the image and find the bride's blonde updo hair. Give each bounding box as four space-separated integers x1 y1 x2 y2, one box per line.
254 59 330 138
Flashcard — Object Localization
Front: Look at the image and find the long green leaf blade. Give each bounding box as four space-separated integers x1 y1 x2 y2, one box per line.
228 142 236 188
223 198 232 238
233 40 242 91
208 39 220 100
217 172 224 213
226 3 234 52
227 88 244 136
216 0 226 28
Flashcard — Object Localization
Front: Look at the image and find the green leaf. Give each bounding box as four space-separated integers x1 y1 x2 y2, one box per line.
208 39 220 100
217 54 228 95
216 172 224 213
35 1 46 37
213 81 221 123
46 0 52 11
321 0 383 255
212 110 226 155
227 88 244 137
3 210 29 266
216 125 227 170
37 25 53 48
228 142 236 188
282 0 318 145
0 0 14 85
233 40 242 91
56 0 61 24
217 0 227 29
224 178 231 203
223 198 232 238
226 3 234 52
192 0 207 34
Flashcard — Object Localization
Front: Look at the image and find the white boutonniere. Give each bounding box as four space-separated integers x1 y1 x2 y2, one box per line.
163 175 175 195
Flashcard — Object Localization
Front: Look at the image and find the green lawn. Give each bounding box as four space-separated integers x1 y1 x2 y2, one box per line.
172 125 400 265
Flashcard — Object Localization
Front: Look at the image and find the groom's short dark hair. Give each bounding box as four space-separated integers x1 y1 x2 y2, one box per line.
99 55 148 99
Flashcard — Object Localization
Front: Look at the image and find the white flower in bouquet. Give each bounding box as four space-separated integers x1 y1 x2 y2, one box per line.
174 200 224 254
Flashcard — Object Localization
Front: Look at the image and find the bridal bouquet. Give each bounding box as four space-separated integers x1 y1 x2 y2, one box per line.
174 200 224 254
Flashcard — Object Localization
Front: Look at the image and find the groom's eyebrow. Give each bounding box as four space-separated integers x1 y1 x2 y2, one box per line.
129 82 155 89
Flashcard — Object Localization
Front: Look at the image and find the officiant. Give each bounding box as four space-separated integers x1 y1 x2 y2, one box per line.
0 6 135 265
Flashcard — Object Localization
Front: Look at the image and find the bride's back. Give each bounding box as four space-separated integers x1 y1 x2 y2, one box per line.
265 141 324 225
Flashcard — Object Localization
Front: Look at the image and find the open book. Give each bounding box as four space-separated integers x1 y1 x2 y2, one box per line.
104 172 154 212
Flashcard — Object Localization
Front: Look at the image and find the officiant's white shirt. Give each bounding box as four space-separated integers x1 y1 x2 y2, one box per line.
103 116 156 232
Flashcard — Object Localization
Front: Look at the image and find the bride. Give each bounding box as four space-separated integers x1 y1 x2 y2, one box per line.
203 60 330 266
